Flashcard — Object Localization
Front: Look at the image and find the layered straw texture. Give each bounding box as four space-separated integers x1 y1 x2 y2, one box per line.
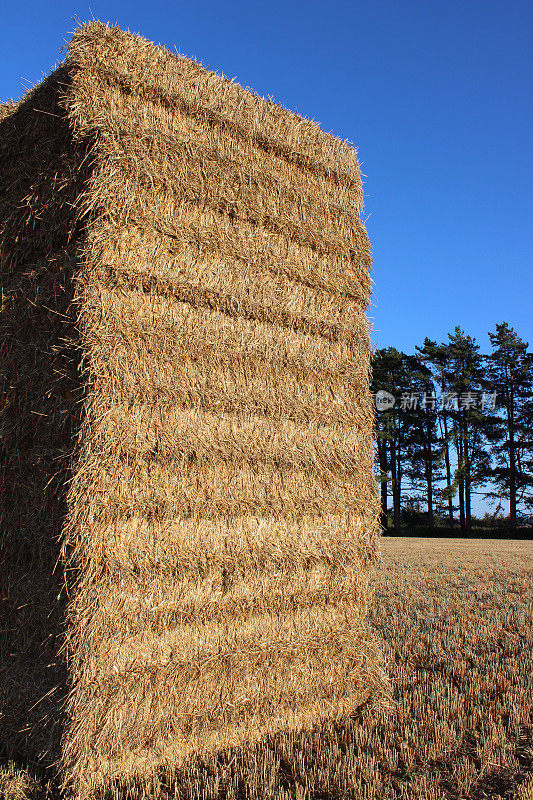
0 21 384 798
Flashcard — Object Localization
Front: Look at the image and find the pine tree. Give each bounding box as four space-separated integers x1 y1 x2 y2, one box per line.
417 338 456 527
402 354 443 528
372 348 414 531
485 323 533 532
444 328 486 532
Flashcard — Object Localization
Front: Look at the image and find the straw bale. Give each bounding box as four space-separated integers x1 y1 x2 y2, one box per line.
0 20 384 798
64 23 364 192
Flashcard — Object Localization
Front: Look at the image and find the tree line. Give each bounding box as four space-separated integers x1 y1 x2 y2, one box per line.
371 323 533 535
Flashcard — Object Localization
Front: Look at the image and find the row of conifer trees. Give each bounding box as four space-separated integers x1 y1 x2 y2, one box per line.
372 323 533 534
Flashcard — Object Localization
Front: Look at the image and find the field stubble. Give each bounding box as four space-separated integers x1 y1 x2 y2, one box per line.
2 537 532 799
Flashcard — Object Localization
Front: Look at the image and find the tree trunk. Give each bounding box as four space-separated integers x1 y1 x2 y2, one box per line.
455 424 465 533
509 401 517 534
458 476 465 532
465 475 471 531
393 477 401 531
377 436 389 532
390 441 401 532
425 414 434 528
381 476 388 532
464 419 471 532
441 413 454 527
426 472 434 528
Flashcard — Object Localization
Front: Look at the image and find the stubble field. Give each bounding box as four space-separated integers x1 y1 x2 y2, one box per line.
2 537 532 799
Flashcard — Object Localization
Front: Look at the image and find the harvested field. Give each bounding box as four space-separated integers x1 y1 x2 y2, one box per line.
2 537 532 799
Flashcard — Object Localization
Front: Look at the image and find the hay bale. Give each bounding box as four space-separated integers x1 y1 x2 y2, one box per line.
0 21 384 798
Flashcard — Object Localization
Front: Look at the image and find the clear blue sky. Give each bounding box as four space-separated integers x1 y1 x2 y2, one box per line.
2 0 532 356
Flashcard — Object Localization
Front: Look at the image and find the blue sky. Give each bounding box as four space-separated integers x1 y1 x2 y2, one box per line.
2 0 532 357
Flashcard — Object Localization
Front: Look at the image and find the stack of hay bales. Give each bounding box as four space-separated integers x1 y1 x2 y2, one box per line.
0 21 384 798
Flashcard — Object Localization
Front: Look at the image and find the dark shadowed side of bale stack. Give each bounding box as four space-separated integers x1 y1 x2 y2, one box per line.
0 78 92 774
1 21 385 799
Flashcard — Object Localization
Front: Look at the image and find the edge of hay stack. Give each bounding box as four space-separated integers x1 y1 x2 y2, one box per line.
0 65 96 778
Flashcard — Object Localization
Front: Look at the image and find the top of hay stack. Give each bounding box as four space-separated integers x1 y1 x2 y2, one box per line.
60 20 372 298
65 21 365 189
2 19 372 300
